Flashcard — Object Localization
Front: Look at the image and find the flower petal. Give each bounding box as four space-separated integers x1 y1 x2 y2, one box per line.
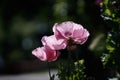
32 47 47 61
73 28 90 44
41 35 67 50
53 21 74 39
53 21 90 45
45 47 61 61
32 46 61 62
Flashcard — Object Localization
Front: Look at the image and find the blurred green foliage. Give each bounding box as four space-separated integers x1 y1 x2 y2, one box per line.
57 59 86 80
101 0 120 79
101 0 120 22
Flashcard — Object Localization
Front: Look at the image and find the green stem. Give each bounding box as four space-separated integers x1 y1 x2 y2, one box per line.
68 50 74 80
47 62 52 80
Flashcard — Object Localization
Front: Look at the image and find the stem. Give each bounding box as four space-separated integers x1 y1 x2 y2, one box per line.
47 62 52 80
68 50 74 80
76 50 80 80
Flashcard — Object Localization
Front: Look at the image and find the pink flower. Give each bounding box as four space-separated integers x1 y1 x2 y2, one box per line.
32 21 90 61
32 46 60 62
41 35 67 50
53 21 90 45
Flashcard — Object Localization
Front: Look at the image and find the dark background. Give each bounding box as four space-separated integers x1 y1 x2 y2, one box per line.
0 0 106 75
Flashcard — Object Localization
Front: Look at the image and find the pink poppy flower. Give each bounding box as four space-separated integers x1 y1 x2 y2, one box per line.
53 21 90 45
32 46 60 62
41 35 67 50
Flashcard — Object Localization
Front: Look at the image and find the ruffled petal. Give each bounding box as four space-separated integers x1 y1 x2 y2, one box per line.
41 35 67 50
73 28 90 44
32 46 61 62
53 21 74 39
45 46 61 62
32 47 47 61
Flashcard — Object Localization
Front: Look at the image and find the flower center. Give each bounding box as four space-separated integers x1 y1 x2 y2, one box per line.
65 32 72 37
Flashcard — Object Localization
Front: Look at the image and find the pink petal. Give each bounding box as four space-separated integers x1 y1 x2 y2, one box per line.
53 24 65 39
53 21 74 39
32 47 47 61
32 46 61 62
72 23 83 30
53 21 90 45
45 47 61 61
73 28 90 44
41 35 67 50
41 35 55 50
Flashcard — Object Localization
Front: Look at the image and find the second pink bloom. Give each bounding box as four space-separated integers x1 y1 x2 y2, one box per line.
53 21 90 45
41 35 67 50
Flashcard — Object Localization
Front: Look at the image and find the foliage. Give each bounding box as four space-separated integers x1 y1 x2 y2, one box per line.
57 59 86 80
101 0 120 78
101 0 120 22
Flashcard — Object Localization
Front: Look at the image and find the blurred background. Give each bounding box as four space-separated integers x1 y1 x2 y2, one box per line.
0 0 108 79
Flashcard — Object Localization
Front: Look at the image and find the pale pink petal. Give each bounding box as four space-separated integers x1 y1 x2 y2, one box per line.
73 28 90 44
53 23 64 39
41 35 67 50
32 47 47 61
53 21 74 39
53 39 67 50
53 23 58 33
41 36 55 50
32 46 60 62
72 23 83 30
53 21 90 45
